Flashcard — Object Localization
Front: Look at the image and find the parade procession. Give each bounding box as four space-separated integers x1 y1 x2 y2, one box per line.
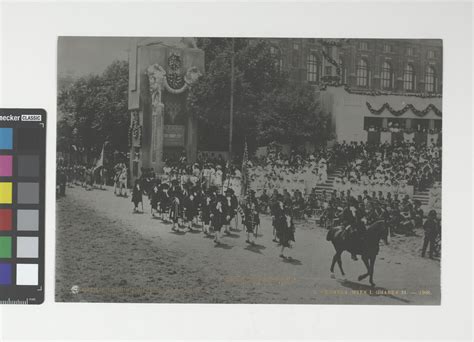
56 37 442 304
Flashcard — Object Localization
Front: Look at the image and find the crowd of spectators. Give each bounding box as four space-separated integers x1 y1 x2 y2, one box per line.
332 140 441 195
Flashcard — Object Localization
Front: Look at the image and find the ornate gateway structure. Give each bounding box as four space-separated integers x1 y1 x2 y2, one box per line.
128 38 204 180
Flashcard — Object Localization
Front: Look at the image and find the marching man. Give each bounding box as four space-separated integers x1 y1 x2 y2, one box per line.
200 188 214 235
274 201 295 259
211 193 227 244
223 188 238 234
183 187 199 231
241 190 260 245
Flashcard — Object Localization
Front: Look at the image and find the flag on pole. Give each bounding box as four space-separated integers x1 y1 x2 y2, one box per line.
94 142 106 171
241 139 249 198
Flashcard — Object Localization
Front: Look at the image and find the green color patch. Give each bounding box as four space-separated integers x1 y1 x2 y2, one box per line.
0 237 12 258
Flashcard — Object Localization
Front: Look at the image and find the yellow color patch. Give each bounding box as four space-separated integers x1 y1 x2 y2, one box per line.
0 182 12 203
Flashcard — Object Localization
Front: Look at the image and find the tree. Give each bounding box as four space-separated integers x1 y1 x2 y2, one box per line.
187 39 287 157
57 60 129 161
257 84 329 147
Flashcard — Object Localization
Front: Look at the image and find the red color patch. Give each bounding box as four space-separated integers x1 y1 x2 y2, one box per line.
0 209 12 231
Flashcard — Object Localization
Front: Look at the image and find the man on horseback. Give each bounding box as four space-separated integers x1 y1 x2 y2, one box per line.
340 201 367 261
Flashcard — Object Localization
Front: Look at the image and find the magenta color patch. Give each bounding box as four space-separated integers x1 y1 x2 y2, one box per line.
0 155 12 177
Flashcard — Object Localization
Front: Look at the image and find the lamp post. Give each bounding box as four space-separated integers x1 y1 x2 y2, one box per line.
228 38 235 163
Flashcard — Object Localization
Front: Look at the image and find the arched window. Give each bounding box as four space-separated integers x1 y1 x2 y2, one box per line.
425 66 436 93
306 53 318 83
381 61 392 89
356 59 368 87
403 64 415 91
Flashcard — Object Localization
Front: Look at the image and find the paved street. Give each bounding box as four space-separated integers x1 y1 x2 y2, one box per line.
56 186 440 304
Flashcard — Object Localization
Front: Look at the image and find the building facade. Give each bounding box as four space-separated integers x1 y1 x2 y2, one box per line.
262 38 442 143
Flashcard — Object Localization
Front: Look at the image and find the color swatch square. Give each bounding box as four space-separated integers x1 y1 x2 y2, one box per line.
17 237 39 258
0 155 13 176
17 182 39 204
0 237 12 258
17 209 39 231
0 209 13 231
0 182 13 204
16 264 38 285
0 263 12 285
17 128 42 151
18 155 39 177
0 128 13 150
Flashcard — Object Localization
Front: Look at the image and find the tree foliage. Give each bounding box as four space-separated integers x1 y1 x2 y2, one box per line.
187 39 287 155
258 84 329 147
57 60 129 158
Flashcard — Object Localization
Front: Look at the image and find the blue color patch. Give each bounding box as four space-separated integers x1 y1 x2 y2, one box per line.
0 128 13 150
0 263 12 285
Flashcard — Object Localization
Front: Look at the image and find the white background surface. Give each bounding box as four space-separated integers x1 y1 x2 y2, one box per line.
0 1 472 340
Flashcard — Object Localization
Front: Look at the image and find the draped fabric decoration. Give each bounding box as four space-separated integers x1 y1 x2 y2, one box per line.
414 132 427 146
380 131 391 144
321 50 342 78
147 55 202 98
427 133 439 146
164 78 188 94
128 111 142 148
366 102 442 117
367 131 381 144
318 83 442 99
346 86 442 98
403 132 415 143
391 132 404 144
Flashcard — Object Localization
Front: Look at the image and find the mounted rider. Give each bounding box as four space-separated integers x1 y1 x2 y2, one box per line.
340 200 367 261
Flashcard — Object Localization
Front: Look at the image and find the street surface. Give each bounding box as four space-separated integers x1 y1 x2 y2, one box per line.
56 186 440 304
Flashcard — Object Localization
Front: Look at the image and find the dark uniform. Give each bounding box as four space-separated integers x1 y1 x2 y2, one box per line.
131 181 143 211
169 183 183 225
183 192 199 226
422 210 440 258
224 189 238 226
211 195 227 233
275 207 295 248
200 192 214 227
159 183 171 216
242 195 260 234
150 184 160 214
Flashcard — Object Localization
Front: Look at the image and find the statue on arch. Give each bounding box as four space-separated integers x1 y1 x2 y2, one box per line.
146 64 166 106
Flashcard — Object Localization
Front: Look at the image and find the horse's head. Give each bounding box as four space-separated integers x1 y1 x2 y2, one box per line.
368 220 389 245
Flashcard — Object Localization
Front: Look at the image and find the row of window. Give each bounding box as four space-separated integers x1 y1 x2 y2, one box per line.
356 60 437 92
272 46 439 93
304 55 437 93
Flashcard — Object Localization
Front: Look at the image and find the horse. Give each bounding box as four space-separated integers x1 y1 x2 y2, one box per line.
326 220 389 287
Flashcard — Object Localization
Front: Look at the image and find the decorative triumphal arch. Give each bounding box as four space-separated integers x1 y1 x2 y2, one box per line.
128 38 204 180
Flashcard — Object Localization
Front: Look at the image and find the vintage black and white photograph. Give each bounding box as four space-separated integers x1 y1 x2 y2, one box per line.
56 37 442 304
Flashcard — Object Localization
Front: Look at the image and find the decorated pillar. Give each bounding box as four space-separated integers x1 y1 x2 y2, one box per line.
128 110 143 178
145 55 202 171
146 64 166 171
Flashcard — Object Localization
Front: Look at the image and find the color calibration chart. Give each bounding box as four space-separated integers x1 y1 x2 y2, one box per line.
0 109 46 304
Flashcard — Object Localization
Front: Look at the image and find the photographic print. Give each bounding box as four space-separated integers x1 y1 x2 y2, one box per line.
56 37 442 304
